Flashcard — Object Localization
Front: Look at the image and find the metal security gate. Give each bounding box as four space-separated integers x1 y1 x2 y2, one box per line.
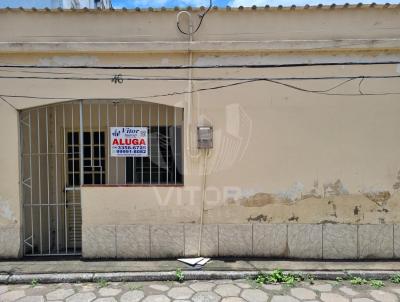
20 100 183 256
20 101 83 255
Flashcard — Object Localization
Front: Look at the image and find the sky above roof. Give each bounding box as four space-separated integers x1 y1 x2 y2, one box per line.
0 0 395 9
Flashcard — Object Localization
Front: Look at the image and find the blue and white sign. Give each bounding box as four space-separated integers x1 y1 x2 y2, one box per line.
110 127 148 157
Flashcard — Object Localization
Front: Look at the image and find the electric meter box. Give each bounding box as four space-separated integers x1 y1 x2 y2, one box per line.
197 126 213 149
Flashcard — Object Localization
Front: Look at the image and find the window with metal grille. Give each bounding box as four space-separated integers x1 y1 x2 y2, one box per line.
67 131 106 186
126 126 183 184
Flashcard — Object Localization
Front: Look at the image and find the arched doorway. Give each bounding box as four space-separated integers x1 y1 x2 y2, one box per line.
20 100 183 256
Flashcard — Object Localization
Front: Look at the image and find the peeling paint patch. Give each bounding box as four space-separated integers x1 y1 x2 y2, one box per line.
38 56 98 66
277 182 304 202
0 200 16 223
393 170 400 190
319 220 338 224
302 180 322 199
247 214 269 222
323 179 348 197
239 193 277 207
364 191 391 204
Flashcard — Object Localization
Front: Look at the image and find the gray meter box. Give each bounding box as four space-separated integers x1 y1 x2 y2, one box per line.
197 126 213 149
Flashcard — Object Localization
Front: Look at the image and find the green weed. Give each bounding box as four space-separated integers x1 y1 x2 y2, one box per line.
30 278 39 288
175 269 184 283
350 277 368 285
391 274 400 284
97 278 108 288
370 280 384 288
254 269 300 286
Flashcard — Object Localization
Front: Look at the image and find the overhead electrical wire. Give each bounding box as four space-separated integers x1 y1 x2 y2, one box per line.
0 75 399 81
176 0 213 35
0 61 399 70
1 76 400 103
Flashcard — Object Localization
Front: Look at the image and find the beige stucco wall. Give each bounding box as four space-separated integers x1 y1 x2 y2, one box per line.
1 7 400 257
81 62 400 226
0 98 21 257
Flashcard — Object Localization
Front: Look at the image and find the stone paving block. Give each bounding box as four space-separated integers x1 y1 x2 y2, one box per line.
46 288 75 300
82 225 116 258
98 288 121 297
394 225 400 258
358 224 394 259
149 284 169 292
353 299 376 302
236 282 251 289
369 290 398 302
0 290 26 302
290 288 316 300
189 282 215 292
263 284 283 291
142 294 170 302
253 224 288 257
0 225 20 258
150 225 184 258
17 296 45 302
0 285 8 295
240 289 269 302
221 298 246 302
218 224 252 256
66 292 96 302
288 224 322 258
116 225 150 258
215 284 241 297
167 287 194 299
192 292 220 302
309 283 333 292
271 296 299 302
323 224 357 259
320 293 349 302
339 286 359 296
120 290 144 302
94 298 117 302
184 224 218 257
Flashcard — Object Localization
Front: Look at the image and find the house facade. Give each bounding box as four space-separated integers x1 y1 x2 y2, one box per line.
0 5 400 259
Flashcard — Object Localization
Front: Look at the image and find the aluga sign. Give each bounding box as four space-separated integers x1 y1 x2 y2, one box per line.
110 127 148 157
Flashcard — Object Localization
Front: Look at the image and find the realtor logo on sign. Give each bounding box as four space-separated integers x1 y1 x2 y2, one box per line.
110 127 148 157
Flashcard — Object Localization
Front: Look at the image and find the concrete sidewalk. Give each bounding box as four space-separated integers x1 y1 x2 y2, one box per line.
1 259 400 284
